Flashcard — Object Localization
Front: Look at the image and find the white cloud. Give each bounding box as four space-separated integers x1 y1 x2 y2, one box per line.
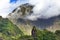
0 0 10 17
26 0 60 20
0 0 60 20
0 0 10 10
0 0 20 18
0 0 28 18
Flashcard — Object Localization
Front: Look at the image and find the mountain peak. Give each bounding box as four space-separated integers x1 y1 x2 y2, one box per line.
7 3 34 35
7 3 60 35
8 3 34 20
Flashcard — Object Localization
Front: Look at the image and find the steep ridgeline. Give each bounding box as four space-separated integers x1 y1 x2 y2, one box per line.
7 3 34 35
7 3 60 35
0 16 23 40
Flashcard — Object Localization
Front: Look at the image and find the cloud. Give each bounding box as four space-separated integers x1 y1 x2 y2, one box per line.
0 0 60 20
0 0 28 18
0 0 10 17
26 0 60 20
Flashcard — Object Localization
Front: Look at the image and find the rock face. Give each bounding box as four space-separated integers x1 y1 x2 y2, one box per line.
7 3 60 35
7 3 34 35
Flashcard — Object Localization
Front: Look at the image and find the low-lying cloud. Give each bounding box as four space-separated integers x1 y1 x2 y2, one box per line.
26 0 60 21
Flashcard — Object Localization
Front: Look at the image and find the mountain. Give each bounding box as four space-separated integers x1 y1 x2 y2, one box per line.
0 16 23 40
7 3 60 35
7 3 34 35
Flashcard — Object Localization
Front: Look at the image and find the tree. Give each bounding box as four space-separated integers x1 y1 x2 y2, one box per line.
43 30 56 40
55 30 60 40
55 30 60 36
0 16 2 20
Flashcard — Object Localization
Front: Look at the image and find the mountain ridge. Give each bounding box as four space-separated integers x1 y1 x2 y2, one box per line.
7 3 60 35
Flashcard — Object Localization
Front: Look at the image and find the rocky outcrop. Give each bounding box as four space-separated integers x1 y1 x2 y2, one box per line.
7 3 34 35
7 3 60 35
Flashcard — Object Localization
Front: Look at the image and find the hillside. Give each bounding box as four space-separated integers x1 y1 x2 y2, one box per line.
7 3 34 35
7 3 60 35
17 27 60 40
0 16 60 40
0 16 23 40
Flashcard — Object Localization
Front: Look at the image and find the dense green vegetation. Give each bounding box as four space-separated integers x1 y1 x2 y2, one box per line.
0 17 23 40
0 16 60 40
17 27 60 40
17 28 60 40
18 30 56 40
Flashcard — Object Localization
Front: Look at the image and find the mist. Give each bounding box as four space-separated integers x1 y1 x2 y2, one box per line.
26 0 60 21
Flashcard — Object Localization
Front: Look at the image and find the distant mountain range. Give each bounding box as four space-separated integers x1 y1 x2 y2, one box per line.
7 3 60 35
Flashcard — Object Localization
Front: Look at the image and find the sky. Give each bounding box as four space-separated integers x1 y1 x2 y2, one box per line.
10 0 17 3
0 0 28 17
0 0 60 20
26 0 60 20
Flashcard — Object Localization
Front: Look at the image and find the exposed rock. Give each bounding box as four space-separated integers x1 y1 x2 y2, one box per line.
7 3 34 35
7 3 60 35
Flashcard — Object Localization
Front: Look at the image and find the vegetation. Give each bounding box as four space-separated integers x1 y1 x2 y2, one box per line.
55 30 60 40
0 17 23 40
0 16 60 40
19 28 60 40
17 27 60 40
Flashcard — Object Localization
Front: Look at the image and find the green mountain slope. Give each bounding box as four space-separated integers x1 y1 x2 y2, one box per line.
7 3 60 35
0 16 60 40
18 27 60 40
0 17 23 40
